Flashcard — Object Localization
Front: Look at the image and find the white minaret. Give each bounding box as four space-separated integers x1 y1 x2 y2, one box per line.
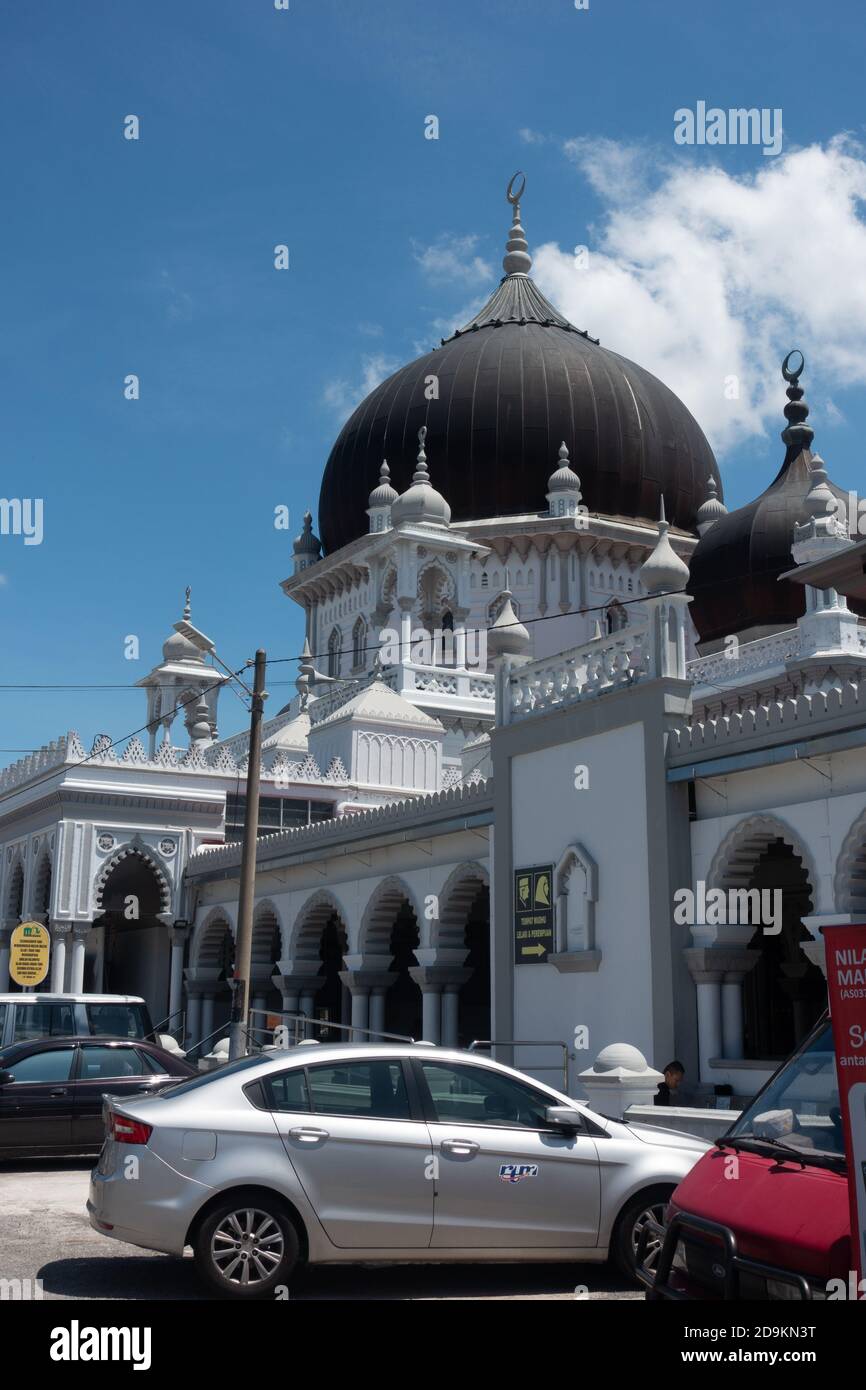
366 460 398 533
546 441 582 518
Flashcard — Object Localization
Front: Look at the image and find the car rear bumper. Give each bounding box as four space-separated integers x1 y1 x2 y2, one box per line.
88 1141 208 1257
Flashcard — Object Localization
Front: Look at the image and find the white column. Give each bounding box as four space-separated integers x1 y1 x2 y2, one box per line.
0 926 12 991
369 988 386 1037
50 923 71 992
168 929 187 1031
200 992 215 1046
721 976 745 1061
421 987 441 1044
186 991 202 1049
441 987 460 1047
695 979 723 1073
350 989 369 1040
69 925 88 993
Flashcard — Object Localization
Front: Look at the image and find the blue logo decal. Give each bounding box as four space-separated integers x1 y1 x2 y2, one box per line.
499 1163 539 1183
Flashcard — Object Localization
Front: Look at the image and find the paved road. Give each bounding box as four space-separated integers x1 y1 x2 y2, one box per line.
0 1160 642 1301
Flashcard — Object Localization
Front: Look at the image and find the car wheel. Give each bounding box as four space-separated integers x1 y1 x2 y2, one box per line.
194 1196 299 1299
613 1188 671 1283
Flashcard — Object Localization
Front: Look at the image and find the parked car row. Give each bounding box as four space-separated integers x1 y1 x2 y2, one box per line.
0 993 853 1300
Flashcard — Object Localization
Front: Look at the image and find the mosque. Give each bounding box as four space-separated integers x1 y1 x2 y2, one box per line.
3 177 865 1100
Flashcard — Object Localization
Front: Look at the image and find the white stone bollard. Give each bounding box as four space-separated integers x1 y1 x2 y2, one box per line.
578 1043 664 1118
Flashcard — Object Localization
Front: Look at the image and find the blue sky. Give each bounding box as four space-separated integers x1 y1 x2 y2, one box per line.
2 0 866 755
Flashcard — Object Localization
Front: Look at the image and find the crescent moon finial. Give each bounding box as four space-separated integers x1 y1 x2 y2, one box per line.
507 171 526 207
782 348 805 384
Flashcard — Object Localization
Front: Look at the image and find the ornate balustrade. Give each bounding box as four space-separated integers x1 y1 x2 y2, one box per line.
506 622 650 722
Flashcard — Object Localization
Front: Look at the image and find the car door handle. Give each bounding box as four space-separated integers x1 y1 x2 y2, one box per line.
288 1126 329 1142
49 1089 69 1097
441 1139 480 1156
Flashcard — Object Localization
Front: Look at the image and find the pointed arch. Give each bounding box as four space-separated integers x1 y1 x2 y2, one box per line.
706 814 819 902
4 854 24 921
32 846 53 917
289 888 349 961
94 841 172 915
833 805 866 914
433 861 490 950
359 875 421 955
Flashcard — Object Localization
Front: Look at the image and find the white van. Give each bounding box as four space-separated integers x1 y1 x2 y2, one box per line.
0 994 156 1049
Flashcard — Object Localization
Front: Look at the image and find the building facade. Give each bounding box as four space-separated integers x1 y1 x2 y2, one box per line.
3 181 864 1099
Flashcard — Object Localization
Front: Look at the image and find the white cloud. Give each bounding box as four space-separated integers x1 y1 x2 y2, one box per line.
412 234 492 287
0 574 7 587
322 353 400 420
519 128 549 146
532 135 866 459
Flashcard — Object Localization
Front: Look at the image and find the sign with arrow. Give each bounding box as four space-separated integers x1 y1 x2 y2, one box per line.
514 865 554 964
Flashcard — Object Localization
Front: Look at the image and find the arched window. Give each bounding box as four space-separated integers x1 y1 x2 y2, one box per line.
352 616 367 670
328 627 342 679
605 599 627 634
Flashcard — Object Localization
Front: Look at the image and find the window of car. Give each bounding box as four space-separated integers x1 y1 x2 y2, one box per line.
0 1003 7 1042
12 1002 75 1042
86 1004 148 1040
6 1047 76 1084
305 1060 411 1120
138 1049 169 1074
261 1068 311 1113
77 1045 147 1080
420 1062 557 1129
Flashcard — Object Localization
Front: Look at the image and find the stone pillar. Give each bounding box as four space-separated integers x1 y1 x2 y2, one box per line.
186 989 202 1050
167 926 188 1033
50 921 72 993
0 922 17 990
420 984 441 1044
350 988 369 1039
441 986 461 1047
273 963 324 1041
200 991 215 1047
340 964 397 1040
410 959 472 1046
69 924 89 993
369 986 387 1037
686 946 759 1073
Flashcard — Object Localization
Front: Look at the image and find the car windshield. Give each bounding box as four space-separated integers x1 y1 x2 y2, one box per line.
727 1018 844 1161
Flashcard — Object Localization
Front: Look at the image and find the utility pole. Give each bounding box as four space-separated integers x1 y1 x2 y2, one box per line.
229 649 268 1060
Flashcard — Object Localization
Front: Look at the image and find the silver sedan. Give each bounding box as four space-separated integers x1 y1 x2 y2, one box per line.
88 1043 707 1298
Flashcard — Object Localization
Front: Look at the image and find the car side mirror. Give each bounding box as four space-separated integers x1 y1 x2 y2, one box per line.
546 1105 582 1131
0 1070 16 1087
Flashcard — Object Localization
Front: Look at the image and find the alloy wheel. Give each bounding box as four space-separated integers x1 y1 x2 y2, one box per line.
210 1207 285 1287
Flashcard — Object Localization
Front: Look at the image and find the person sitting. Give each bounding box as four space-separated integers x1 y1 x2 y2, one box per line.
654 1060 685 1106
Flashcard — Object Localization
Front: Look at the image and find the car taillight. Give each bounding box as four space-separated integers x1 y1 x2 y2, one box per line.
109 1112 152 1145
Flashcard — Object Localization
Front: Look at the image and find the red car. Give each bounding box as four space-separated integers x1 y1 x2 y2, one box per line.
640 1013 851 1300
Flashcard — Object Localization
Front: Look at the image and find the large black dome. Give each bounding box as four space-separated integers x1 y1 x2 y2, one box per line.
318 192 721 555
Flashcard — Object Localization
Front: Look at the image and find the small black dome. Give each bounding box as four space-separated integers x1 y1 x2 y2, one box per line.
688 358 864 646
317 190 720 555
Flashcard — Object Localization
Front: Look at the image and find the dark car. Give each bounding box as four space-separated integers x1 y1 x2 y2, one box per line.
0 1036 196 1158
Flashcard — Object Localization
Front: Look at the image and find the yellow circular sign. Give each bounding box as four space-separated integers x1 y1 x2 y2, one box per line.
10 921 50 988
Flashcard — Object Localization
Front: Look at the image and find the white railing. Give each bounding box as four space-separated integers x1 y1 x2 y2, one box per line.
507 623 650 722
686 629 801 688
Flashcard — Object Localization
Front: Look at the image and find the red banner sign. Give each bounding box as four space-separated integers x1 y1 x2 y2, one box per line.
823 924 866 1285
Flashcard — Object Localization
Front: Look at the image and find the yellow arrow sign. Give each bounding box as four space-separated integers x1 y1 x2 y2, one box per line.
521 944 547 957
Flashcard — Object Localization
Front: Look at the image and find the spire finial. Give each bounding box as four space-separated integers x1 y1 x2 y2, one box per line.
659 495 668 529
503 172 532 276
379 460 390 484
781 349 814 455
183 586 191 621
413 425 430 484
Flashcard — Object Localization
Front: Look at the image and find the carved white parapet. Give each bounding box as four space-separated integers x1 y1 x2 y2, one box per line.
506 622 650 722
578 1043 664 1118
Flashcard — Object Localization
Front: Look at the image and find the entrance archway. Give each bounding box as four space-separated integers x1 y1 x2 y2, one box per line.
291 892 350 1038
385 904 422 1039
742 839 824 1060
93 852 171 1023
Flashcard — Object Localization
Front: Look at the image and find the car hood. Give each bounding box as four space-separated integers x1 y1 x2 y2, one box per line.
625 1121 711 1154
